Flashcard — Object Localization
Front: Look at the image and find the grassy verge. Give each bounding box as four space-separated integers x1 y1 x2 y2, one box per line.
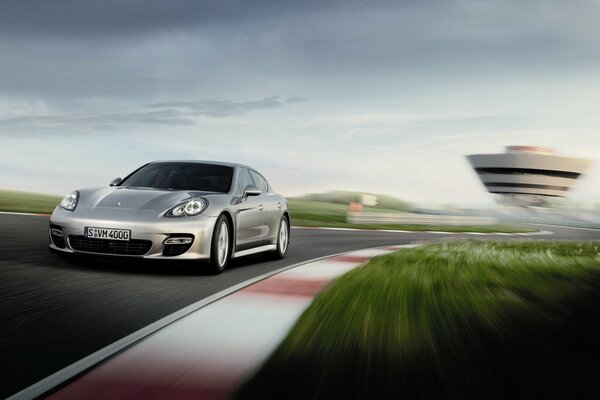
292 190 411 212
0 190 60 214
289 199 535 233
235 241 600 399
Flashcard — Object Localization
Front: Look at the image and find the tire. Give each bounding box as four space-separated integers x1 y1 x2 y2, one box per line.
267 216 289 260
208 215 231 274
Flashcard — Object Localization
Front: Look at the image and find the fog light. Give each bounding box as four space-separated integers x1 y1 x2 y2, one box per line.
51 228 63 237
163 237 193 245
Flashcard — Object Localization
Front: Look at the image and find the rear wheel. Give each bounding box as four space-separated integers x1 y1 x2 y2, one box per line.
208 215 231 274
267 216 289 260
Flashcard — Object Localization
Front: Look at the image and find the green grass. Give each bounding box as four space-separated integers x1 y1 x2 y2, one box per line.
235 241 600 399
289 199 404 224
288 199 534 233
0 189 60 214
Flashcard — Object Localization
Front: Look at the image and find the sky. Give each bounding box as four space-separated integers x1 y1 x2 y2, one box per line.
2 0 600 206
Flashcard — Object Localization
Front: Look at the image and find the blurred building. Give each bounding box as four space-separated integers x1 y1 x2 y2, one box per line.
467 146 592 206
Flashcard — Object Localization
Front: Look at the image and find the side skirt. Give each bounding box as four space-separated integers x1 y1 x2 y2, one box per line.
232 244 277 259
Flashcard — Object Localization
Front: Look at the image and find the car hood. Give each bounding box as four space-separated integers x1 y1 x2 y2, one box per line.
77 187 217 212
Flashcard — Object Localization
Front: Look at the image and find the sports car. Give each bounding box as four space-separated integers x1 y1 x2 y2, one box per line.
49 161 290 273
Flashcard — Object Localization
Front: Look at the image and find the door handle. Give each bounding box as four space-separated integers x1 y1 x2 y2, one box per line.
277 202 282 209
258 204 264 211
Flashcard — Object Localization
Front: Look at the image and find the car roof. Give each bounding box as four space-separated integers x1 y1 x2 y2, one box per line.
148 160 253 170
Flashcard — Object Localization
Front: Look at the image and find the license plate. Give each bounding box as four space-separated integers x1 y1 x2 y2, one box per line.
85 227 131 241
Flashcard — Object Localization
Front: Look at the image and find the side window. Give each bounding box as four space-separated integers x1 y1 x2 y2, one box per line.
249 170 269 193
236 168 254 194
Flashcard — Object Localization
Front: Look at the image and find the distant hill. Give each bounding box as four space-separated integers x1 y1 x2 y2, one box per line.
290 190 410 212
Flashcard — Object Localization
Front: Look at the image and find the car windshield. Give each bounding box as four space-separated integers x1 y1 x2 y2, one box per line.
119 162 234 192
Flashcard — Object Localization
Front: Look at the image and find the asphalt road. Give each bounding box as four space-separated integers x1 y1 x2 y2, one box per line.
1 214 600 398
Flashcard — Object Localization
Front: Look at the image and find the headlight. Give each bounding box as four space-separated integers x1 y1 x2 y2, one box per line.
59 191 79 211
165 198 208 217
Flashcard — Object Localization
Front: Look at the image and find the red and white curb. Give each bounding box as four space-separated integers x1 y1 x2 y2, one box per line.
9 245 415 400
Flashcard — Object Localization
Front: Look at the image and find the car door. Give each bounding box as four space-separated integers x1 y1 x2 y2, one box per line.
234 168 265 251
248 169 280 246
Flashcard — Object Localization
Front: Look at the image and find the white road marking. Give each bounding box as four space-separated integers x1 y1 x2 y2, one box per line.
0 211 51 217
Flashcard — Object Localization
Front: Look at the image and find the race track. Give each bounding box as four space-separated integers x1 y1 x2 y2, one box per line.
1 213 599 398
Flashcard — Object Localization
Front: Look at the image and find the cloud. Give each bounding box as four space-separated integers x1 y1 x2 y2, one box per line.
0 1 402 38
0 96 306 135
2 0 600 103
284 97 307 104
0 109 194 135
145 96 305 117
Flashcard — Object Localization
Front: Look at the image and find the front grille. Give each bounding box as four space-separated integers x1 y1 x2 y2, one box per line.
69 236 152 256
163 243 193 257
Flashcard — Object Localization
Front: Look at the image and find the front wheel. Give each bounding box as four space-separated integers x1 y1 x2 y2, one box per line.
267 216 289 260
208 215 231 274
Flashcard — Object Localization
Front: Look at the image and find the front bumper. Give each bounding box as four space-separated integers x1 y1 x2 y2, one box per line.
49 207 217 259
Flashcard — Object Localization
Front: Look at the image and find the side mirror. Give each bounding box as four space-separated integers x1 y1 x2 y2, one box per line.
109 177 122 187
244 185 261 197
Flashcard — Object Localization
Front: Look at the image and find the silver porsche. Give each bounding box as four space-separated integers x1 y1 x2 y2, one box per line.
49 161 290 273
